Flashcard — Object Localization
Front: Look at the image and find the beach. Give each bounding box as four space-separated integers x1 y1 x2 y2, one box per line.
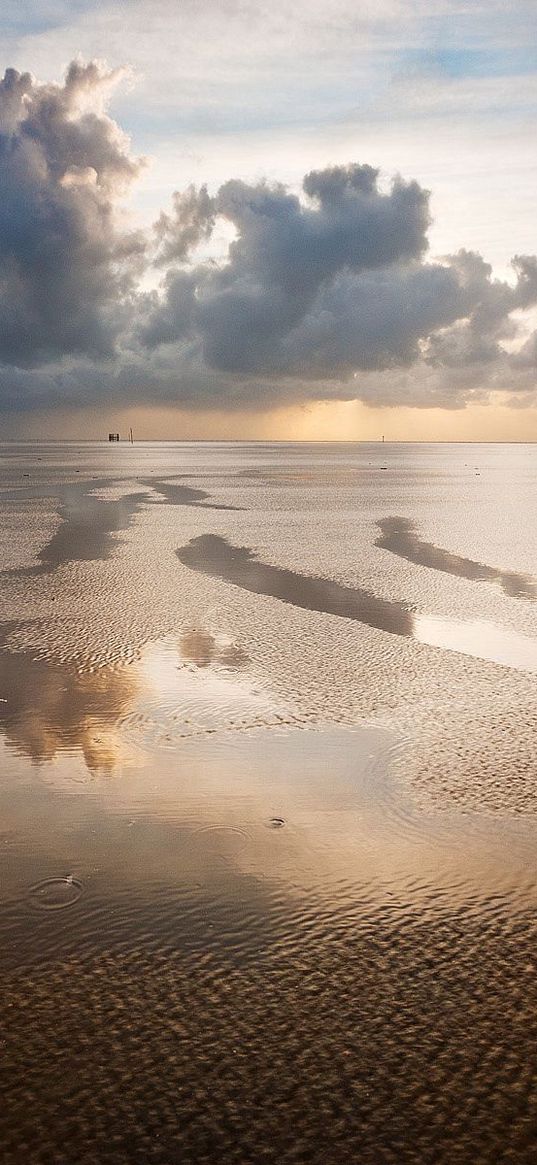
1 440 537 1162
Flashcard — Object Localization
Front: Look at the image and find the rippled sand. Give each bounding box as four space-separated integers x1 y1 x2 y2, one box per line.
1 440 537 1162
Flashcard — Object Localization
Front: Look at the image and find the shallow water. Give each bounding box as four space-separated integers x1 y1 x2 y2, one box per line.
1 441 537 1163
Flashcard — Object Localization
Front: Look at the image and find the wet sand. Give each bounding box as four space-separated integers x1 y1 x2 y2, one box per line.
3 910 537 1165
1 441 537 1162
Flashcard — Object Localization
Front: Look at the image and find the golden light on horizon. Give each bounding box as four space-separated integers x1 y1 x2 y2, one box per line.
12 395 537 443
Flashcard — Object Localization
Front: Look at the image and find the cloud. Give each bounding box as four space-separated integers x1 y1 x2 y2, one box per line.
0 58 537 416
154 184 216 266
142 164 433 370
0 59 144 367
140 170 537 398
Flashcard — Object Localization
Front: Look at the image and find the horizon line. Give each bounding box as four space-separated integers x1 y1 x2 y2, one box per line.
1 437 537 446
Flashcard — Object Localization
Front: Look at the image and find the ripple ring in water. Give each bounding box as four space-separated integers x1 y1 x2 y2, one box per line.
29 877 83 911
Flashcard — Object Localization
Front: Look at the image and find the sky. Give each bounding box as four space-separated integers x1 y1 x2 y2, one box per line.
0 0 536 440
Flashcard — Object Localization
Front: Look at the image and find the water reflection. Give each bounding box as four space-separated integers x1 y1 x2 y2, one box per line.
0 636 136 770
177 534 537 675
141 477 241 511
2 720 537 966
376 515 537 600
177 534 414 636
2 633 537 1163
180 628 249 669
415 614 537 674
4 474 238 578
12 480 148 576
0 629 259 773
4 626 535 923
118 636 286 751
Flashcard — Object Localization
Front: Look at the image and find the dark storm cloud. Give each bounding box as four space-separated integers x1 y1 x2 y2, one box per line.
0 61 144 367
141 172 537 393
146 165 432 372
421 251 537 370
1 58 537 415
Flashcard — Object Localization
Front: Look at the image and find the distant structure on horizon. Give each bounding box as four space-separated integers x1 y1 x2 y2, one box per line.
108 432 120 442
